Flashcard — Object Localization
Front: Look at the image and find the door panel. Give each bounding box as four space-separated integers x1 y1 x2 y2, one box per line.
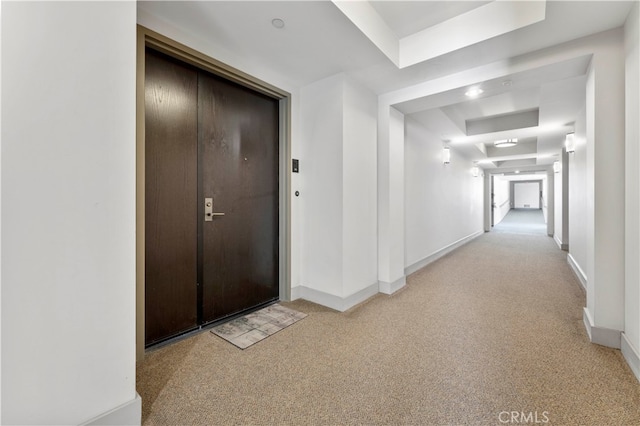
145 50 198 345
198 73 279 323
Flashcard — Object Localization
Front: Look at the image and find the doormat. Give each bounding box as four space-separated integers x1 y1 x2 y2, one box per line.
210 304 307 349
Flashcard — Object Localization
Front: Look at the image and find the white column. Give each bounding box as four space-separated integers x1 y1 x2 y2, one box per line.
378 106 406 293
584 32 626 348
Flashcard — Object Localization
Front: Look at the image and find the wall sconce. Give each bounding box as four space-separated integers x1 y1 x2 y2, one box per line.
442 147 451 164
553 161 560 173
565 133 575 153
472 165 480 177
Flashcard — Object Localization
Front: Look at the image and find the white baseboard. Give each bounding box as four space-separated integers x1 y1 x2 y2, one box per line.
378 276 406 295
553 235 568 251
290 285 301 301
298 282 379 312
82 393 141 426
583 308 621 349
404 230 483 276
622 333 640 383
567 253 587 291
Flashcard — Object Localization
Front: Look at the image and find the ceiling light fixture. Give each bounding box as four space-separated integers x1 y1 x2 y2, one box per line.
271 18 285 29
565 132 575 153
494 138 518 148
465 87 483 98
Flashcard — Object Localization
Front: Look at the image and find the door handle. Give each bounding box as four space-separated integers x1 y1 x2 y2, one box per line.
204 198 225 221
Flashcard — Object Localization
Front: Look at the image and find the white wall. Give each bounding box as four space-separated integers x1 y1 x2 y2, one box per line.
300 74 344 298
514 182 540 208
2 2 139 424
585 29 626 335
299 74 378 308
404 116 484 270
378 107 406 292
554 159 564 248
569 104 588 284
624 1 640 374
492 176 511 225
542 176 548 222
343 77 378 297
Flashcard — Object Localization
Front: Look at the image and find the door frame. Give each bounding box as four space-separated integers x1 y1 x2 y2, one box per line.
136 26 292 360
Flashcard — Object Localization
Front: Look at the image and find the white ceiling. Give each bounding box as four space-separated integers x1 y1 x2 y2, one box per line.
137 0 636 171
369 1 492 38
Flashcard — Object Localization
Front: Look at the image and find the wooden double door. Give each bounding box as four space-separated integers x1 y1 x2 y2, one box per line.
145 48 279 346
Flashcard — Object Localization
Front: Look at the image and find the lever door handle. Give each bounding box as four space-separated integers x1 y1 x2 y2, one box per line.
204 197 225 221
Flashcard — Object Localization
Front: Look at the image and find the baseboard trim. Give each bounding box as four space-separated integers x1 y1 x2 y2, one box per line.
583 308 621 349
378 276 406 295
404 230 483 276
299 282 379 312
290 285 301 301
553 235 568 251
567 253 587 291
82 393 141 426
622 333 640 383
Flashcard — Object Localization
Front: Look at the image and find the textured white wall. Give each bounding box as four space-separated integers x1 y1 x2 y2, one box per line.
404 116 484 269
1 2 138 424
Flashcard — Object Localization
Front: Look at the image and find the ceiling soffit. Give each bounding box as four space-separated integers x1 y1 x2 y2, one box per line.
332 0 547 68
466 109 540 136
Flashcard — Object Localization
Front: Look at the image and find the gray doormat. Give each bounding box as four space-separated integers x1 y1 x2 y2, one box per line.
210 303 307 349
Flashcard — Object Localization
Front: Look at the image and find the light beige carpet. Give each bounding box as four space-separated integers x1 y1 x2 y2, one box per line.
210 303 307 349
137 232 640 425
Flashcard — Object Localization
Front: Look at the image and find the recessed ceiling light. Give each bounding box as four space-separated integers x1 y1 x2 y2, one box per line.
465 87 483 98
515 170 520 174
272 18 285 29
502 80 513 87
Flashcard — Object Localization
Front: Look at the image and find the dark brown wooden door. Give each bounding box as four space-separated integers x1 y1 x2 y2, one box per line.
145 49 279 345
199 73 279 323
145 49 198 345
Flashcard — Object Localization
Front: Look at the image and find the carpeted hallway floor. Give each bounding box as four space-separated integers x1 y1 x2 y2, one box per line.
493 208 547 235
137 232 640 425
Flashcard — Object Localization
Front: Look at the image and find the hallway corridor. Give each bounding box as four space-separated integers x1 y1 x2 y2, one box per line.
137 232 640 425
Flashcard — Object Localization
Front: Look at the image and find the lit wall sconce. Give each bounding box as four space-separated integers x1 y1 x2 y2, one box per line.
442 147 451 164
565 133 575 153
472 165 480 177
553 161 560 173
